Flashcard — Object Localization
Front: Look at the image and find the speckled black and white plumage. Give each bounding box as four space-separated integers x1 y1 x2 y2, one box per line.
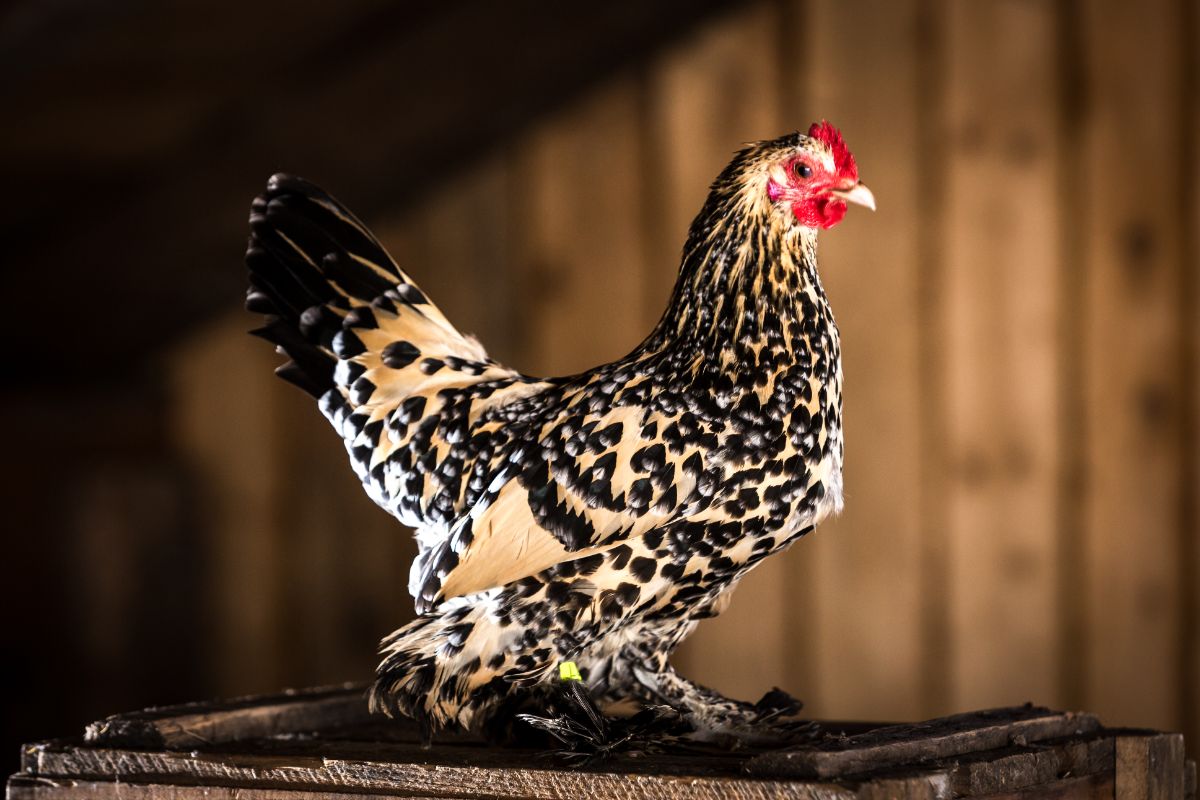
245 125 872 742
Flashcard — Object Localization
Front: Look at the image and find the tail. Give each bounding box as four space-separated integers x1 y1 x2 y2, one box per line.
246 174 386 397
245 173 490 400
370 590 559 736
245 173 513 508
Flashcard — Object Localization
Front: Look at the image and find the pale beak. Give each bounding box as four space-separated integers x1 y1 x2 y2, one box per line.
831 182 876 211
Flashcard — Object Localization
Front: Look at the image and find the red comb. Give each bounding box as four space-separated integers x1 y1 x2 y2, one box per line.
808 120 857 183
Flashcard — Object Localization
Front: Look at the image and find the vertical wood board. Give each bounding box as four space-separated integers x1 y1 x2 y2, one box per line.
169 315 288 696
1080 0 1184 731
941 0 1061 710
508 77 647 377
800 0 925 721
1183 0 1200 753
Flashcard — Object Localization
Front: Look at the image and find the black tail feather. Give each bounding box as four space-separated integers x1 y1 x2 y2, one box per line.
274 360 330 397
244 173 399 399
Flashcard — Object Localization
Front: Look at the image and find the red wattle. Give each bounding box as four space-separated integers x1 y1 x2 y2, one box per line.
819 198 847 228
791 197 847 229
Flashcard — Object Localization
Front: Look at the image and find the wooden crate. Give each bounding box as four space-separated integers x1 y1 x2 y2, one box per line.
7 685 1195 800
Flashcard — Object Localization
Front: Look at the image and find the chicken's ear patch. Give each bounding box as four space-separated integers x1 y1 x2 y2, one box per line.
808 120 857 184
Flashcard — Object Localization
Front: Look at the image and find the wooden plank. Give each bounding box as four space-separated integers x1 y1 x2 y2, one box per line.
637 1 797 706
21 746 857 800
854 773 952 800
912 0 953 720
83 684 372 749
746 706 1098 779
1184 0 1200 759
27 736 748 783
797 0 926 722
13 687 1161 800
939 0 1061 711
1054 0 1091 722
6 776 448 800
376 154 519 363
972 772 1113 800
950 736 1113 797
169 315 291 697
1079 0 1184 730
13 733 1137 800
33 690 1112 796
7 774 859 800
509 76 647 377
1115 734 1186 800
69 465 193 704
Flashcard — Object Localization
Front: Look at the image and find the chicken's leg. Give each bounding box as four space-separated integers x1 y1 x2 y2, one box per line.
626 660 817 746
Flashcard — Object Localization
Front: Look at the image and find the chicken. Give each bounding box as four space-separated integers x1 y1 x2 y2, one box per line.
244 121 874 742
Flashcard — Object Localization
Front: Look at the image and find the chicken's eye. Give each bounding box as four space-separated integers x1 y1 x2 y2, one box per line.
793 162 813 180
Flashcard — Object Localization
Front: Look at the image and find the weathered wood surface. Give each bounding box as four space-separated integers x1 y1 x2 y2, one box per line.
10 688 1196 800
745 705 1099 779
950 736 1113 798
82 684 374 750
1115 734 1188 800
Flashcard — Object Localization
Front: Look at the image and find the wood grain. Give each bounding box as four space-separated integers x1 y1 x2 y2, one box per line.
509 77 647 378
746 706 1098 779
1079 0 1185 730
1115 734 1186 800
1184 0 1200 756
9 773 861 800
973 773 1114 800
912 0 953 720
940 0 1061 712
950 735 1113 797
799 0 926 722
170 316 290 697
21 747 857 800
17 690 1174 800
376 154 519 364
15 688 1191 800
83 684 372 749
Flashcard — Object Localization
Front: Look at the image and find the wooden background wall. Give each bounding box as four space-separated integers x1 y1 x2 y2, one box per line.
4 0 1197 763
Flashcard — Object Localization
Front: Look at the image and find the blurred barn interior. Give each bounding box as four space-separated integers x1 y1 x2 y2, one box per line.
2 0 1197 769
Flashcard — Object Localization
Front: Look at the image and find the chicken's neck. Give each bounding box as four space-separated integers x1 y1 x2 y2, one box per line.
638 205 831 370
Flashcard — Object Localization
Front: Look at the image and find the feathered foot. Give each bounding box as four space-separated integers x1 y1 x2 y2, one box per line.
514 666 690 766
630 663 821 749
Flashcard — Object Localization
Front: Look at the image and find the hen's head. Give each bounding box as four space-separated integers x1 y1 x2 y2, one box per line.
761 121 875 229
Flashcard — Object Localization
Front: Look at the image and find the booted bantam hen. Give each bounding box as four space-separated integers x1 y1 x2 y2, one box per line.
244 121 874 743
